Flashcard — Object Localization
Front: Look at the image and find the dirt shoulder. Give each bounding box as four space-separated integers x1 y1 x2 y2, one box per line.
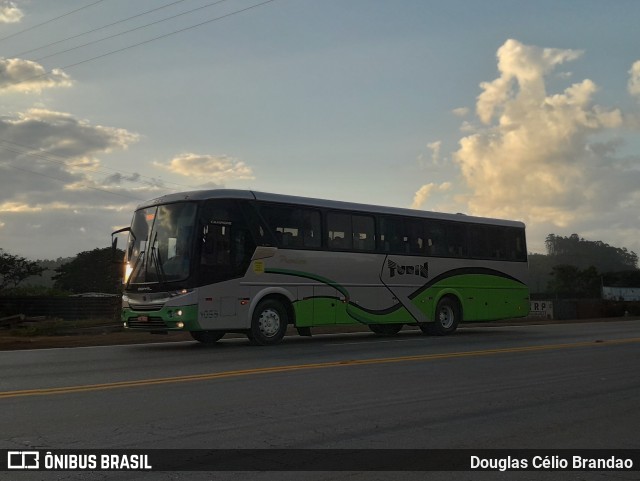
0 329 193 350
0 316 636 351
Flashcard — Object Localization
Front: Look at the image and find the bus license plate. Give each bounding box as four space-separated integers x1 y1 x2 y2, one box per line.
138 315 149 322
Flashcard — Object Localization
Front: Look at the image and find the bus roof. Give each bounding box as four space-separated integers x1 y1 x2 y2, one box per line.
137 189 525 228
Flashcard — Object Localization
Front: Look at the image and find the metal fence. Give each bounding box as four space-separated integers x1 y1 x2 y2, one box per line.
0 296 121 320
529 298 640 320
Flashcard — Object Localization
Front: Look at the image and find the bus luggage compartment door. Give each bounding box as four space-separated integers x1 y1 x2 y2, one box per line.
312 286 337 325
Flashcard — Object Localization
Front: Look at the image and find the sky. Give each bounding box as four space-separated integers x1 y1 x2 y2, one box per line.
0 0 640 260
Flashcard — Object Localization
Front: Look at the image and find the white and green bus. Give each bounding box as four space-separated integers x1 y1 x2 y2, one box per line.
113 190 529 345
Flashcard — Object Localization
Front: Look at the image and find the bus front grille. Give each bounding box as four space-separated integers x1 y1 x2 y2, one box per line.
129 303 165 312
127 317 168 330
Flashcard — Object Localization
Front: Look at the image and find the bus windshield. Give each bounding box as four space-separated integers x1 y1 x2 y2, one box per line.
126 202 197 285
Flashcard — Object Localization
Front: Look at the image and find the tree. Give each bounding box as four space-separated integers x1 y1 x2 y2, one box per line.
0 249 46 291
547 265 581 298
544 233 638 272
547 264 601 298
603 270 640 287
53 247 124 294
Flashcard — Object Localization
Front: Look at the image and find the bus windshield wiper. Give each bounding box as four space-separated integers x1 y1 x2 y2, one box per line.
150 232 168 287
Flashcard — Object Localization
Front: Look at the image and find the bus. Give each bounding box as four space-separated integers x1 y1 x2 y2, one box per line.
112 189 529 345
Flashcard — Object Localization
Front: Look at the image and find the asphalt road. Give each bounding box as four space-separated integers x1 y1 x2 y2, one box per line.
1 320 639 480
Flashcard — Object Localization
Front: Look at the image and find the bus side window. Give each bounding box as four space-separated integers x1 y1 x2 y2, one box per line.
378 216 405 253
446 223 467 258
199 200 256 283
425 221 444 256
201 224 230 266
327 213 374 251
352 215 375 251
490 227 507 259
241 202 277 247
469 225 509 260
468 225 489 259
406 219 426 255
260 205 321 249
328 212 352 250
505 227 527 261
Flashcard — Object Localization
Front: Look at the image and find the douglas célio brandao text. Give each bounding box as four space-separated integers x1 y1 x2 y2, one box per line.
470 455 634 471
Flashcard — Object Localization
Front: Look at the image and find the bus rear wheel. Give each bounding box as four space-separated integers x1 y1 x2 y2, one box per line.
190 330 225 344
248 299 289 346
420 297 460 336
368 324 403 336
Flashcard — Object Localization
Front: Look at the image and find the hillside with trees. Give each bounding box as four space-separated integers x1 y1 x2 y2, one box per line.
1 247 123 296
544 234 638 271
52 247 124 294
0 249 46 291
529 234 639 298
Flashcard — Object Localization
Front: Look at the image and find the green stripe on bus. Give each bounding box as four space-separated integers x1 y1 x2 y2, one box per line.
266 269 528 327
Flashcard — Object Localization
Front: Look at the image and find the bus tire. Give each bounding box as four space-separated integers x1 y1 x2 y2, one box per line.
249 299 289 346
368 324 403 336
420 297 460 336
190 330 225 344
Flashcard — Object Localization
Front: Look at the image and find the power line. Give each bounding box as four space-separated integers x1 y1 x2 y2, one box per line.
33 0 232 64
12 0 190 59
6 0 278 89
0 0 279 199
0 0 108 43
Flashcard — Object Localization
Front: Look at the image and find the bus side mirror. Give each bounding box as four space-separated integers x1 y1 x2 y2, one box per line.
111 227 131 265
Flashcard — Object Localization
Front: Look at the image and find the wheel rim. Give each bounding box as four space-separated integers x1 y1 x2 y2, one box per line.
258 308 281 337
438 305 455 329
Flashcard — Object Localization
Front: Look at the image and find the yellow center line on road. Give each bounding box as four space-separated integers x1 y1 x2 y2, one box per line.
2 337 639 399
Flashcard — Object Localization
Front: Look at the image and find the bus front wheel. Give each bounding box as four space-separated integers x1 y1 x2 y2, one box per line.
420 297 460 336
190 330 225 344
248 299 289 346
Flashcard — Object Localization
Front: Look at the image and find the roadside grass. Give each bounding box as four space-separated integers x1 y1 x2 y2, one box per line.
6 318 119 337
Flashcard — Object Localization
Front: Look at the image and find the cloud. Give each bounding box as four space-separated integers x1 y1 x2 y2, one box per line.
411 182 451 209
154 153 254 182
1 108 139 159
0 108 152 258
448 39 640 252
0 108 141 201
629 60 640 100
0 58 72 94
452 107 469 117
417 140 443 168
0 202 43 213
0 1 23 23
101 172 141 186
476 39 583 125
427 141 442 165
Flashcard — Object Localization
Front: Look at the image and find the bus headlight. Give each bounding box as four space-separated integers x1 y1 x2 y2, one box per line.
176 322 184 328
124 262 133 283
